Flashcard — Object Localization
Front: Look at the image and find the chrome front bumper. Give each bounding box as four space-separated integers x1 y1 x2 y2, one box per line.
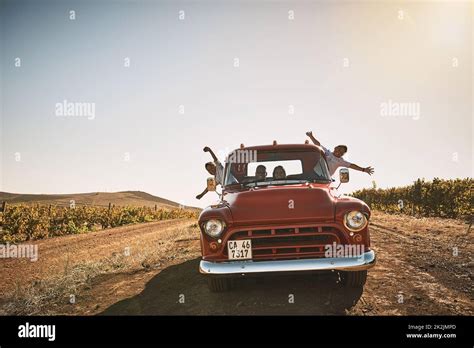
199 250 376 275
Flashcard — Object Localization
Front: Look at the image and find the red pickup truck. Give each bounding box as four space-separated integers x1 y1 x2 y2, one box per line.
198 142 376 293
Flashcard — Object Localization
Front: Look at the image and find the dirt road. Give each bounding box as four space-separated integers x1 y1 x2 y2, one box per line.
1 212 472 315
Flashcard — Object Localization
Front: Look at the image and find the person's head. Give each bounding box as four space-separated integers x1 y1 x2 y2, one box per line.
205 162 216 175
273 166 286 180
255 165 267 181
333 145 348 158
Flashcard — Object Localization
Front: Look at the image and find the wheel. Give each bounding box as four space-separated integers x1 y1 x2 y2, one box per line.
340 270 367 287
207 277 235 292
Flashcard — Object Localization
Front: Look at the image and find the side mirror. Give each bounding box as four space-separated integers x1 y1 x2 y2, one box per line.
339 168 349 183
207 177 217 192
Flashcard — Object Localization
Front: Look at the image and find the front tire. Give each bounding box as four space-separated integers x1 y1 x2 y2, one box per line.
340 270 367 287
207 277 235 292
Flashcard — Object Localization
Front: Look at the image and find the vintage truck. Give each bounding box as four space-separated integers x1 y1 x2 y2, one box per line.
198 142 376 292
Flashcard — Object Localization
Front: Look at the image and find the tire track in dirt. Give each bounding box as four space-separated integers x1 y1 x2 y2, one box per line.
350 213 473 315
0 218 194 296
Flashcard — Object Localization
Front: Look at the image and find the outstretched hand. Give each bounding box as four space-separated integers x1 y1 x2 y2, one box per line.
203 146 210 152
306 131 313 137
364 167 374 175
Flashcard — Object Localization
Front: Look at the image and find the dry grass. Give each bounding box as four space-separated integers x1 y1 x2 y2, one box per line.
1 223 200 315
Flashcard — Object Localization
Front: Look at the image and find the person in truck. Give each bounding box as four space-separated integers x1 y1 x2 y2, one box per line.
255 165 267 181
305 131 374 177
196 146 224 200
272 165 287 180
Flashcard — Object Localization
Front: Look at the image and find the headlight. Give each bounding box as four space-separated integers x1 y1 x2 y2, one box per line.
203 219 225 238
344 211 368 232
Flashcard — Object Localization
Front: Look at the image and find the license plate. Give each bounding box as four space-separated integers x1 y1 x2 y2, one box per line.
227 239 252 260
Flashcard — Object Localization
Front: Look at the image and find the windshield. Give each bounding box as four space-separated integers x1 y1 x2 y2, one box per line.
224 149 331 187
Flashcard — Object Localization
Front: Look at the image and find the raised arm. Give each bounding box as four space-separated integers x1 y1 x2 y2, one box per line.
203 146 218 162
196 187 208 200
305 131 321 146
349 163 374 175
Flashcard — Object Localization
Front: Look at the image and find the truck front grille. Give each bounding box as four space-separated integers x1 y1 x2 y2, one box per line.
226 225 345 261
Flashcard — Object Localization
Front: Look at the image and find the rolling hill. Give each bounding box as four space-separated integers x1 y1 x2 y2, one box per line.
0 191 199 210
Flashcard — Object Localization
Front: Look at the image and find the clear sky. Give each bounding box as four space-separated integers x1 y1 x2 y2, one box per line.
1 0 472 208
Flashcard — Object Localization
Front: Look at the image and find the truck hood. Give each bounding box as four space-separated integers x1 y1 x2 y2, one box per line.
223 184 336 226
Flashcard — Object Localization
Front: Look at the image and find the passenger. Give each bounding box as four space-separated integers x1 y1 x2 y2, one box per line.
196 162 218 200
255 165 267 181
196 146 224 200
306 131 374 177
273 166 286 180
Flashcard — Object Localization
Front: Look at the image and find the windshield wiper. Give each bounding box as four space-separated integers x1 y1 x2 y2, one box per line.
243 180 263 187
246 179 310 188
311 179 332 183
